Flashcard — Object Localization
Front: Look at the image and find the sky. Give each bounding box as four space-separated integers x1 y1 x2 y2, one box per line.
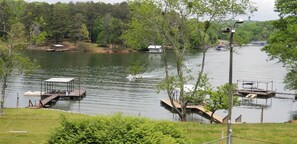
25 0 279 21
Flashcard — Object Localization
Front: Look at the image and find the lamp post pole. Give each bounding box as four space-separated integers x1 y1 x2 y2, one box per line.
227 29 235 144
224 19 243 144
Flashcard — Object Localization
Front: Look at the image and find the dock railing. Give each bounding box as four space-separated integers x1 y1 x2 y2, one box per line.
237 80 274 92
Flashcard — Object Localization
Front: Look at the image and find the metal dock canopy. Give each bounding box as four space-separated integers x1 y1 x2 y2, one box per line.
44 77 75 94
45 77 75 83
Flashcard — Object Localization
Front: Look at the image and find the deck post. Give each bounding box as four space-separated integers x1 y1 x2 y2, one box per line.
265 99 268 106
260 107 264 123
79 77 80 95
16 93 19 108
28 100 33 107
39 100 44 108
40 78 42 96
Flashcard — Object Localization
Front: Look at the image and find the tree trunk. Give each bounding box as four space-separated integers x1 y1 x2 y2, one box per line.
0 74 8 116
210 109 217 124
180 112 186 122
180 102 187 122
0 36 13 116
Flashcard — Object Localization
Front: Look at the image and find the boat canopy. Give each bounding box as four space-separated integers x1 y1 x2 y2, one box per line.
43 78 76 94
45 78 75 83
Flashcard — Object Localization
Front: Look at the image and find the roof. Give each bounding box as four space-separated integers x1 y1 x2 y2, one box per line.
45 78 75 83
53 44 64 47
148 45 162 49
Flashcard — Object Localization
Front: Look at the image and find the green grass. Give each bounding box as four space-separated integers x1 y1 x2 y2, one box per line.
0 108 296 144
177 122 297 143
0 108 88 144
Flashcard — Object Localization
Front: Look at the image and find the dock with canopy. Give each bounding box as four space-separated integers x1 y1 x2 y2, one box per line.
27 77 86 108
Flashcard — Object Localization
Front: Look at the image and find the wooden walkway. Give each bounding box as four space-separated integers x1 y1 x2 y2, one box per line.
41 94 59 106
160 99 224 123
27 89 86 108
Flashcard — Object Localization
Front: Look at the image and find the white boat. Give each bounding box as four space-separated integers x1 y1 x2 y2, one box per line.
24 91 43 96
126 74 143 81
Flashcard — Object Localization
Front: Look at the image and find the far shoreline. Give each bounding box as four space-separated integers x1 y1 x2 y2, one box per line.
27 41 136 54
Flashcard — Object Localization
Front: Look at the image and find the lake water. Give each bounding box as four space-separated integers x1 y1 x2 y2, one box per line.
4 46 297 123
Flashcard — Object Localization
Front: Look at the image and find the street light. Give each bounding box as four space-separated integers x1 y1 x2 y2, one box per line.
222 19 244 144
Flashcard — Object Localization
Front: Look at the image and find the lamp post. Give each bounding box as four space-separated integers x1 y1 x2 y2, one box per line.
222 19 244 144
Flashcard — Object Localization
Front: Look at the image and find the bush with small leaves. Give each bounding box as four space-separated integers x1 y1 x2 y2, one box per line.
48 114 191 144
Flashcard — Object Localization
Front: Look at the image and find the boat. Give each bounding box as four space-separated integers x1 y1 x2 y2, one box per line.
126 74 143 81
216 41 229 51
24 91 43 96
215 45 228 51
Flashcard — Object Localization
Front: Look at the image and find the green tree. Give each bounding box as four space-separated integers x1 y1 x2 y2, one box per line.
0 22 36 115
127 0 255 122
262 0 297 90
1 1 131 46
48 2 71 43
30 16 48 46
0 0 26 37
204 83 239 123
96 14 125 48
97 14 113 47
121 15 162 50
0 0 13 36
68 13 85 42
80 24 89 41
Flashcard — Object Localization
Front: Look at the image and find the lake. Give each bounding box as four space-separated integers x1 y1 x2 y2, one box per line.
4 46 297 123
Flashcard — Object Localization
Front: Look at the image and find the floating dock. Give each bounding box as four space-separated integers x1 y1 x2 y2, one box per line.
27 89 86 108
236 80 276 99
160 99 224 123
27 77 86 108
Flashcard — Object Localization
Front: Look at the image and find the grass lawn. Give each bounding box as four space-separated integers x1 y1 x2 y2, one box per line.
0 108 296 144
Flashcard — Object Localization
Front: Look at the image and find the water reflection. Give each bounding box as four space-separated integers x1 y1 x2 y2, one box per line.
4 46 297 123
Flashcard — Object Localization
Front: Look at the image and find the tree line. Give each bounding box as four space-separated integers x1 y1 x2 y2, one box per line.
0 0 129 47
0 0 274 51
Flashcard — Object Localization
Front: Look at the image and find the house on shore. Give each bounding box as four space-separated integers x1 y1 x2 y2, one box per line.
148 45 162 53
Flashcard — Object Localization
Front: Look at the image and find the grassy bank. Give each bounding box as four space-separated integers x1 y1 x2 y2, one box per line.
0 108 296 144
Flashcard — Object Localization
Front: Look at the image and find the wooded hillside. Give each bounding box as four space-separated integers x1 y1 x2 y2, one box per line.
0 0 275 51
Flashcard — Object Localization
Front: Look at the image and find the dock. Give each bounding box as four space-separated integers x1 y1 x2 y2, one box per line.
237 89 276 98
160 99 224 123
27 77 86 108
27 89 86 108
236 80 276 99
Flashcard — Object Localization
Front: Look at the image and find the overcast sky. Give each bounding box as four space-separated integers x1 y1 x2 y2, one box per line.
25 0 279 21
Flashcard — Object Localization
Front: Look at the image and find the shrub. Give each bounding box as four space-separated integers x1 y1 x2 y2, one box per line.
76 42 89 52
48 114 191 144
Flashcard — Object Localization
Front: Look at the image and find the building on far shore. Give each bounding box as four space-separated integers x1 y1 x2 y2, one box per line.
251 41 267 46
148 45 162 53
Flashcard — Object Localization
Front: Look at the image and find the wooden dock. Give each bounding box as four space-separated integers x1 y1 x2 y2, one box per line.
27 89 86 108
160 99 224 123
236 80 276 99
236 89 276 98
